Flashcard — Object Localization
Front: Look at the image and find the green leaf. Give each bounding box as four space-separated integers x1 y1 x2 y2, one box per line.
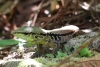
87 51 93 57
65 46 70 51
56 49 67 58
56 51 62 58
79 48 89 56
73 45 78 50
0 39 19 47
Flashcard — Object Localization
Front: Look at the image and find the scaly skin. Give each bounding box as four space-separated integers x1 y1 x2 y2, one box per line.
13 25 79 57
13 25 79 43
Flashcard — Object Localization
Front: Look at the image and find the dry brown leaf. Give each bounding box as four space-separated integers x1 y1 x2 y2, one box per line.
62 53 100 67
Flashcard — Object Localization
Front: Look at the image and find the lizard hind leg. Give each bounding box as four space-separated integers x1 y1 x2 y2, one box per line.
52 44 60 56
52 43 65 57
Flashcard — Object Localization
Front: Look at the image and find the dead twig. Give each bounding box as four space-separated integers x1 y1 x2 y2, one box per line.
30 0 44 26
0 0 19 15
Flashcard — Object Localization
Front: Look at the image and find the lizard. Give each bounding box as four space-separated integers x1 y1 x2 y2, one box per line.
13 25 79 57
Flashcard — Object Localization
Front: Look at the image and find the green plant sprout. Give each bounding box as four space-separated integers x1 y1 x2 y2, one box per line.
0 39 19 47
79 47 93 57
65 46 71 55
78 42 93 57
56 49 67 58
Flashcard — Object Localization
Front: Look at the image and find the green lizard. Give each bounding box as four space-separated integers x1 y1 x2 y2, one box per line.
13 25 79 57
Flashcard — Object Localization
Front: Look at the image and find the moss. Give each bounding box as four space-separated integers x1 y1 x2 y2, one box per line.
2 59 42 67
17 59 42 67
